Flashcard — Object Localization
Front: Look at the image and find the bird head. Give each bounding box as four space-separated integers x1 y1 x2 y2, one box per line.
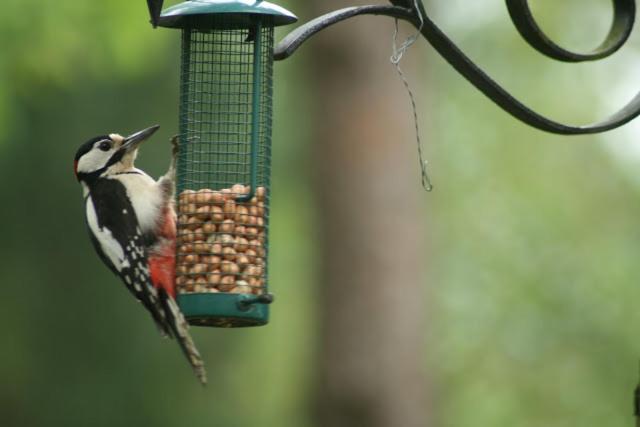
74 125 160 182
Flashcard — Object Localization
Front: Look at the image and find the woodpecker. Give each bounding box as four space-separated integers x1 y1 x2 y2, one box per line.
73 125 206 385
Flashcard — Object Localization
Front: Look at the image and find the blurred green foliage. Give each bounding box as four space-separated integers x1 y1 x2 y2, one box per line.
427 1 640 427
1 0 640 426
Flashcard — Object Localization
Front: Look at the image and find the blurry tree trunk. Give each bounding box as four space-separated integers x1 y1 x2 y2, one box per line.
309 2 429 427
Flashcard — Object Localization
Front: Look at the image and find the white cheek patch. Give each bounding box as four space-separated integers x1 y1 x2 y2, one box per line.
77 143 112 174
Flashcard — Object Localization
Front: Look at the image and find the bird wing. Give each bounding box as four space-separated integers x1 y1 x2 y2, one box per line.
85 178 170 336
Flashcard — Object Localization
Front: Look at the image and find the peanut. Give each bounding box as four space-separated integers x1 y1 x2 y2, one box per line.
230 281 252 294
179 189 196 204
223 200 236 218
231 183 247 195
190 263 208 275
196 206 209 220
221 260 240 275
219 219 235 233
219 275 236 292
234 237 249 252
203 222 217 233
222 246 237 261
235 206 249 224
192 228 205 242
210 243 222 255
203 256 221 271
211 205 224 222
221 188 233 199
183 253 198 264
208 270 221 285
245 249 257 263
218 234 235 247
195 189 213 204
210 191 224 204
179 244 194 254
180 203 196 215
193 242 209 254
236 255 250 269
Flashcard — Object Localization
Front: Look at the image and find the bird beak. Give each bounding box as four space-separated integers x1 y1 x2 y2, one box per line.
120 125 160 153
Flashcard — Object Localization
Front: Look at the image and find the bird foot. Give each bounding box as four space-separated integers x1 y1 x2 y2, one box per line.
170 135 179 158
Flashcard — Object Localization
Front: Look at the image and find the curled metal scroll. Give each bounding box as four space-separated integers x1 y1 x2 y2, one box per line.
275 0 640 135
506 0 635 62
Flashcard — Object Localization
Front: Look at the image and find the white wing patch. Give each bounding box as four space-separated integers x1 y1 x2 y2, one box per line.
86 198 130 270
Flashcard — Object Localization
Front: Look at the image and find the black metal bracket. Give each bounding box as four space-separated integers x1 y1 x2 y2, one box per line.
275 0 640 135
147 0 164 28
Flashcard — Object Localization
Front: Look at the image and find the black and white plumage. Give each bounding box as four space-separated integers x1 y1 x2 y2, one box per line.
84 177 166 331
74 126 206 384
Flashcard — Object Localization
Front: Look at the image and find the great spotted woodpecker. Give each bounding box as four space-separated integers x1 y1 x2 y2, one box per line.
74 125 206 384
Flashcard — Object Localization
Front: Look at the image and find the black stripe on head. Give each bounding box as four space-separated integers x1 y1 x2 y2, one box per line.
74 135 111 163
105 146 126 169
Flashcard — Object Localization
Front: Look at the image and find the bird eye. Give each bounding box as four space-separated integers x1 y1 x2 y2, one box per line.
99 141 112 151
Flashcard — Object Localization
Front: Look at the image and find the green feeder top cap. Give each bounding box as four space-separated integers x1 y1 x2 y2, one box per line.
159 0 298 29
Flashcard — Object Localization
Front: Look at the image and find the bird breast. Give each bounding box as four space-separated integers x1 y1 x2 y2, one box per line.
113 172 164 233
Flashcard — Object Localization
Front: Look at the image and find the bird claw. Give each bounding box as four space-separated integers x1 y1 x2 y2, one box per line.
170 135 179 157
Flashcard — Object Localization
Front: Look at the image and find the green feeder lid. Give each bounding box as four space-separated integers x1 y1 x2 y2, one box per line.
159 0 298 29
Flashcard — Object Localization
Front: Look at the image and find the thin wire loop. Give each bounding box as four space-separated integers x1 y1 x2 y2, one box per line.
391 1 432 192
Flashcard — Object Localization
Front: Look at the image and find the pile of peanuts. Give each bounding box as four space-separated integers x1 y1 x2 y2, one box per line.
176 184 267 295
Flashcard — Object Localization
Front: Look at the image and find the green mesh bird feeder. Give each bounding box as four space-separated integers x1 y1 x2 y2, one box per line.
152 1 297 328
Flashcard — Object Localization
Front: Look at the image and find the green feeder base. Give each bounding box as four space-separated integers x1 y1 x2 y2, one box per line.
177 293 270 328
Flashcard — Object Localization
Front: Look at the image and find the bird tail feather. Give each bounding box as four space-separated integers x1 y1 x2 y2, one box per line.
158 289 207 385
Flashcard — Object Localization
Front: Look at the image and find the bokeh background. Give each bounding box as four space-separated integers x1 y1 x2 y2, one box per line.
2 0 640 426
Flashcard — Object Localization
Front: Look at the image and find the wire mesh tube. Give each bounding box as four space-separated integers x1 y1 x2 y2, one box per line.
175 19 274 327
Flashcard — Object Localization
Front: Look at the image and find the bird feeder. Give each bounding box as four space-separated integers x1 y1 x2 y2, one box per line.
154 0 297 327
